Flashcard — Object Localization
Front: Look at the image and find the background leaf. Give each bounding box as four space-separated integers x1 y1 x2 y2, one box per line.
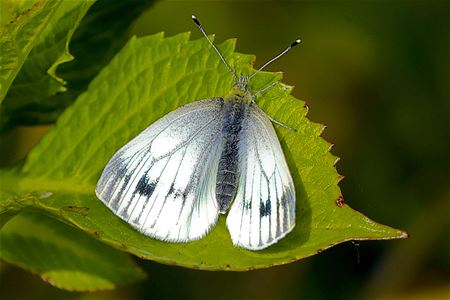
0 211 146 291
0 0 95 129
0 32 406 270
0 0 157 130
0 0 62 103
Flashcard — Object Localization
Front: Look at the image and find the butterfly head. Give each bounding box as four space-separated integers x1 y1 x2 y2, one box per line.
233 75 250 92
229 75 252 101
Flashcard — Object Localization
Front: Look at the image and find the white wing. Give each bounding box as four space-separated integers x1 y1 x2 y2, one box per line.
96 98 224 242
226 105 296 250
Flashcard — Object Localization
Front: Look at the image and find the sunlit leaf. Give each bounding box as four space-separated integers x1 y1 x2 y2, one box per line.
0 32 406 270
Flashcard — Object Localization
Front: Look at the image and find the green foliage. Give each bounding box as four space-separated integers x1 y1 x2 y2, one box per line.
0 32 406 275
0 211 146 291
0 0 94 128
0 0 63 103
0 0 156 129
58 0 157 99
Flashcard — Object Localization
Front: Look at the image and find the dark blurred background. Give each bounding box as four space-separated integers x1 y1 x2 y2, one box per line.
1 1 449 299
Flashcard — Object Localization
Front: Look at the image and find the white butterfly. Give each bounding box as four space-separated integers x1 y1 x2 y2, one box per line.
96 16 299 250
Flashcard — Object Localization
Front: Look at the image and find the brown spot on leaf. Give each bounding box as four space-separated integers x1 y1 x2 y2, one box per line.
8 2 42 26
336 197 345 207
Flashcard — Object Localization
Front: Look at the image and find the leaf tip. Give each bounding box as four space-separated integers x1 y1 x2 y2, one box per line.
398 230 409 239
380 227 409 240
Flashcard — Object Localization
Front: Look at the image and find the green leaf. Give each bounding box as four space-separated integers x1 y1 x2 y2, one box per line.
0 211 146 291
0 32 407 270
58 0 157 95
0 0 63 103
0 0 95 129
0 0 157 129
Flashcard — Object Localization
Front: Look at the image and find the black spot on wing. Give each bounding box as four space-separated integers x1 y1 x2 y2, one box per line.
168 184 187 200
135 175 156 197
260 199 271 217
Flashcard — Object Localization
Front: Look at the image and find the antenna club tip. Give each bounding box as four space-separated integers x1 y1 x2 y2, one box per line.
192 15 200 25
291 39 301 47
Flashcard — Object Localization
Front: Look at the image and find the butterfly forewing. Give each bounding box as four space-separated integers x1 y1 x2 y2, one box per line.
96 98 225 242
226 104 296 250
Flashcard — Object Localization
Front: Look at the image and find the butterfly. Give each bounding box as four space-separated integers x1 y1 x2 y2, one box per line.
95 16 300 250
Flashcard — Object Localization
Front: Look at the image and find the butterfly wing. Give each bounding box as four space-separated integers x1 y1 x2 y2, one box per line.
226 104 296 250
96 98 225 242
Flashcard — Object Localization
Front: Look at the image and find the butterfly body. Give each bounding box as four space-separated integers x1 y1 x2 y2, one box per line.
216 86 251 213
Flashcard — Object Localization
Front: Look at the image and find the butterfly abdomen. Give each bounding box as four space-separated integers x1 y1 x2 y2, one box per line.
216 99 247 214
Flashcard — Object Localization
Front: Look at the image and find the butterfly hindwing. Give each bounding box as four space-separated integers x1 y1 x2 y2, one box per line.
96 98 225 242
226 104 296 250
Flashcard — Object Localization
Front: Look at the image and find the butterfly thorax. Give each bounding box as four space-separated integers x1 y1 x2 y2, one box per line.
226 75 252 104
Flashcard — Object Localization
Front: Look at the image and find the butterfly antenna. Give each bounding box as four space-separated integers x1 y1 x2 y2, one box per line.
192 15 238 82
248 39 301 80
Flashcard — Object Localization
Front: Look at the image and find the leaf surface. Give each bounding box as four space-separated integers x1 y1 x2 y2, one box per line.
0 0 94 129
0 0 63 103
0 0 156 129
0 33 407 270
0 211 146 291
